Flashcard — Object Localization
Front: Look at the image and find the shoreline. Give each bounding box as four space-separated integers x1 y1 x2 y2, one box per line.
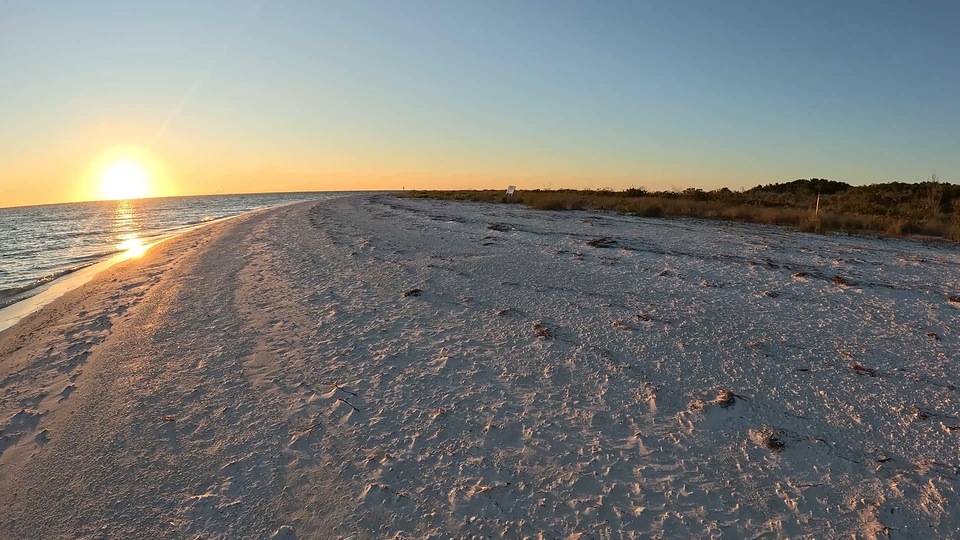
1 194 958 538
0 198 321 333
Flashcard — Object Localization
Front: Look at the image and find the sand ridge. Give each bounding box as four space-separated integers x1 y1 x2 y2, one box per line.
1 194 959 538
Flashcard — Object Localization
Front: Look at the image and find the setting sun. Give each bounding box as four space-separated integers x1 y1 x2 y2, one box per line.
99 160 151 200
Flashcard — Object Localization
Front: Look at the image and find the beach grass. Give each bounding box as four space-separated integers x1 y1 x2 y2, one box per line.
401 185 960 242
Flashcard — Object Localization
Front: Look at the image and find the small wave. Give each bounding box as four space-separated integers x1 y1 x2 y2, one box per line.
185 215 225 225
0 261 99 303
65 250 118 264
59 229 107 239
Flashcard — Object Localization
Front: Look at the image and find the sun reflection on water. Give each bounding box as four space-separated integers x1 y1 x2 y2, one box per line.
116 237 148 258
113 201 149 258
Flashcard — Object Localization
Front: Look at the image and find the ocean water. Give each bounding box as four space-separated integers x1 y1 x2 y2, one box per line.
0 192 328 308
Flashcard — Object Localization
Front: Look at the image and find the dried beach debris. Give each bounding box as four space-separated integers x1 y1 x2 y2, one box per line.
851 364 877 377
586 237 618 248
749 425 785 452
711 389 736 408
910 405 931 420
402 288 423 297
635 312 653 323
533 322 552 338
832 275 853 287
494 307 521 317
688 388 737 412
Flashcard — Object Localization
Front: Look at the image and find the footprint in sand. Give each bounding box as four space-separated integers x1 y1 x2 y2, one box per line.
57 384 77 403
270 525 297 540
481 420 524 449
0 409 45 455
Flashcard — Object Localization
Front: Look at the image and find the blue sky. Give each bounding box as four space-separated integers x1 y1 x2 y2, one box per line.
1 1 958 204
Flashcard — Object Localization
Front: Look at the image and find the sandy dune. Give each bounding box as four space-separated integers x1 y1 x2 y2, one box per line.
2 194 959 538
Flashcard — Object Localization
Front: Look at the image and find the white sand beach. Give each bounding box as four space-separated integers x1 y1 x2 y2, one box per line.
2 194 959 539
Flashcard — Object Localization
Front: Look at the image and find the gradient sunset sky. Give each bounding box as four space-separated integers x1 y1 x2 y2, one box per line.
2 1 958 207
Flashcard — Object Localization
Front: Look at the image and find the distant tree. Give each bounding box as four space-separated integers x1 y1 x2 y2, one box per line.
682 187 707 200
746 178 850 196
809 178 851 195
924 174 944 214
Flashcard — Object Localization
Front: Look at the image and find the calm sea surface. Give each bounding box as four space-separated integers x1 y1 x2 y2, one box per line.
0 192 330 307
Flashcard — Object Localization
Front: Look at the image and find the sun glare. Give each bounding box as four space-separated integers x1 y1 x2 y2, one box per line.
99 160 151 200
116 237 148 258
